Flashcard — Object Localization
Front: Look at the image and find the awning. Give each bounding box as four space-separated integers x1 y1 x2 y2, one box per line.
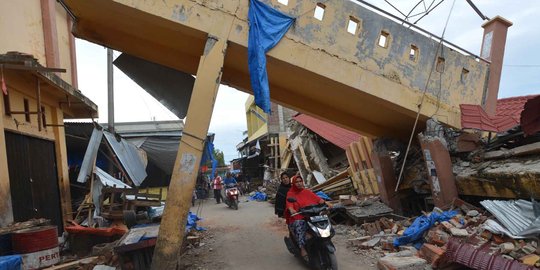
293 114 361 150
0 52 98 118
113 53 194 119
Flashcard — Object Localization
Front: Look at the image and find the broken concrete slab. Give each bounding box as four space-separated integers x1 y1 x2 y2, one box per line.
378 255 428 270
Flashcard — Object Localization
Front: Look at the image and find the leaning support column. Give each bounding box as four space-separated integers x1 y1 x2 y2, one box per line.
151 36 227 269
371 139 402 214
418 135 458 208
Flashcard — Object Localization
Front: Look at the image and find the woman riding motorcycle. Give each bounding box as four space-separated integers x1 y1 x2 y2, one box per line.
285 175 331 261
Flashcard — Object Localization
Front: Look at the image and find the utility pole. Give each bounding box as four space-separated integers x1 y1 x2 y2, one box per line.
107 48 114 133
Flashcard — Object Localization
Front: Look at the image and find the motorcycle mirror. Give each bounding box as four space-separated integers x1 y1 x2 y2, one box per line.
287 197 297 203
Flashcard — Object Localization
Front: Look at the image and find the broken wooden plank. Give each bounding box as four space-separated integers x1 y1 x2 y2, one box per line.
346 147 356 173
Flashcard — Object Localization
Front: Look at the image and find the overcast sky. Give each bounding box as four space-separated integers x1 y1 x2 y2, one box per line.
75 0 540 163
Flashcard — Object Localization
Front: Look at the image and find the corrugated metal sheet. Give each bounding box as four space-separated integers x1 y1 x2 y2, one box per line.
114 53 194 119
77 128 103 183
95 167 131 188
103 131 147 186
293 114 361 150
480 200 536 237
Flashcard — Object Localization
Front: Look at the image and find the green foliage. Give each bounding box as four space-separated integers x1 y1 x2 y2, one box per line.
212 148 225 166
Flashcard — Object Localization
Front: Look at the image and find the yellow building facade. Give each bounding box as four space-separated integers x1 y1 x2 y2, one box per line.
0 0 97 228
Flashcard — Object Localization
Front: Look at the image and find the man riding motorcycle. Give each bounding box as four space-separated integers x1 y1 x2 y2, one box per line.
223 172 239 210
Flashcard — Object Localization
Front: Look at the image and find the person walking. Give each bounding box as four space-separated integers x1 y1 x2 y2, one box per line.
274 172 291 218
213 172 223 204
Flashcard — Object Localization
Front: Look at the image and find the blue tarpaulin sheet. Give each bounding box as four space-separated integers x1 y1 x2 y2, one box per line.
200 140 217 178
248 0 295 113
249 191 268 201
186 211 206 232
0 255 21 270
394 210 458 249
316 191 331 201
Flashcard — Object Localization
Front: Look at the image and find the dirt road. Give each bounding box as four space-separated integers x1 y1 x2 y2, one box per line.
180 197 376 270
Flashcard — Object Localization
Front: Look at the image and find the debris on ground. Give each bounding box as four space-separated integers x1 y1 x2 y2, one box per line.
338 198 540 269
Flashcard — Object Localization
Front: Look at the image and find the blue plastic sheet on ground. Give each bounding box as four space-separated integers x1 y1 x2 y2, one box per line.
249 191 268 201
0 255 22 270
316 191 331 201
186 211 206 232
248 0 295 113
394 210 458 249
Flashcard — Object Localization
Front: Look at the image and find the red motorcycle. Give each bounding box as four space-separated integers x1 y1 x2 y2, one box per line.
224 184 239 210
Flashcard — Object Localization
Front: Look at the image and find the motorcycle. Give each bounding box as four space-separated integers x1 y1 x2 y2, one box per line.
224 183 239 210
284 198 339 270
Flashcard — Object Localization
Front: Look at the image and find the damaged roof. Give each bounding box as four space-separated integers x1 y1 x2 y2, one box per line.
460 94 540 134
293 114 361 150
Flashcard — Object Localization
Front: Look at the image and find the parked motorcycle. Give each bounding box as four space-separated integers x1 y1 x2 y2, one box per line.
284 198 339 270
224 184 239 210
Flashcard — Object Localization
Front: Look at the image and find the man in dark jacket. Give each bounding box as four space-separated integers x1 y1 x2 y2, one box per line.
274 172 291 217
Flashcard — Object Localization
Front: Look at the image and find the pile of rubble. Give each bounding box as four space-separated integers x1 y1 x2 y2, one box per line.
345 199 540 269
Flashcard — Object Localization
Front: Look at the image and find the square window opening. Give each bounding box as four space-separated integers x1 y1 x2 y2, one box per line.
461 68 470 83
409 45 418 61
314 3 325 21
3 92 11 116
23 98 30 122
378 31 389 47
347 17 359 35
436 57 445 73
41 106 46 128
277 0 288 5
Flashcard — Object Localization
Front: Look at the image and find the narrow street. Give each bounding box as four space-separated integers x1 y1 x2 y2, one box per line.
180 196 376 270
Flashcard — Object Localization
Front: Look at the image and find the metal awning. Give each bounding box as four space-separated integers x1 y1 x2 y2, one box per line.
113 53 194 119
0 52 98 119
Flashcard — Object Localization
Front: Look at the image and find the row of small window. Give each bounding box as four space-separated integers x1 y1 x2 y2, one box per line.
277 0 470 82
3 95 47 126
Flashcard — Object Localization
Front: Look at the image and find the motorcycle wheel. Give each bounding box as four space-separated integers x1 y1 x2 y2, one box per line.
326 253 338 270
233 200 239 210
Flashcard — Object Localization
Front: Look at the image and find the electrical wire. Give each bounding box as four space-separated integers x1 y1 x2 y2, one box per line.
394 0 457 192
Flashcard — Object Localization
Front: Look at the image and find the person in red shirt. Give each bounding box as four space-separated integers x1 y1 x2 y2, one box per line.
285 175 330 260
213 172 223 204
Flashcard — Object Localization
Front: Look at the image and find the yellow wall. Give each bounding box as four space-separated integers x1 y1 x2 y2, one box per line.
0 0 74 84
55 4 73 83
245 95 268 142
0 91 13 226
0 1 46 64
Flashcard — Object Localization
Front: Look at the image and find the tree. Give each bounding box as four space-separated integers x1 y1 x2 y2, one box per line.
212 148 225 167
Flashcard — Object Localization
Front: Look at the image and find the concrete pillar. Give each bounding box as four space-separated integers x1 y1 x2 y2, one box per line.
40 0 60 68
372 140 401 214
151 35 228 269
418 136 458 208
480 16 513 115
0 93 14 226
51 107 73 227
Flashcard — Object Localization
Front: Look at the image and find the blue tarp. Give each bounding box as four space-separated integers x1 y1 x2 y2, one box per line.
186 211 206 232
316 191 331 201
0 255 21 270
394 210 458 249
249 191 268 201
248 0 295 113
200 140 217 178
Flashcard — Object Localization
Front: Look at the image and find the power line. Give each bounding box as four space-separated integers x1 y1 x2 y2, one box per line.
504 65 540 67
